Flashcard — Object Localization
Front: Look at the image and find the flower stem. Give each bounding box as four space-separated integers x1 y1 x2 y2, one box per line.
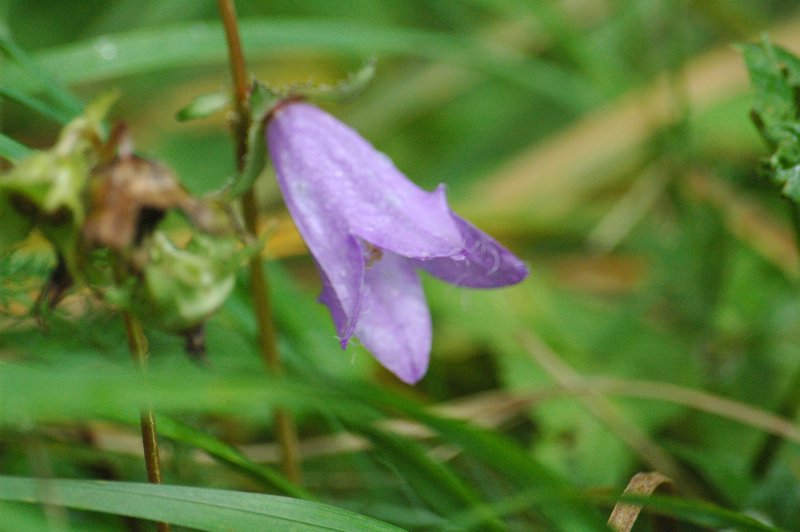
216 0 303 484
121 310 170 532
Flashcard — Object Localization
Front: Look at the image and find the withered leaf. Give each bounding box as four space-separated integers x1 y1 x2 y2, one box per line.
608 471 676 532
83 153 213 251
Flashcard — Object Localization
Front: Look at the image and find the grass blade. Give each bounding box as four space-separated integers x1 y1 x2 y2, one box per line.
154 415 313 500
0 86 74 124
349 422 503 530
3 20 597 109
0 36 83 119
0 133 33 162
0 476 403 531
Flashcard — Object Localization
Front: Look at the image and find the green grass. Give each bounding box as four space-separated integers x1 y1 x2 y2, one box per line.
2 0 800 530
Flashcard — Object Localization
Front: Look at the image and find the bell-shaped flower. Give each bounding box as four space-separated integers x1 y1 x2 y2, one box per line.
267 102 528 384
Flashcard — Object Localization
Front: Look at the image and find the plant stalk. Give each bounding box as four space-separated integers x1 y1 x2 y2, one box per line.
121 311 169 532
216 0 302 484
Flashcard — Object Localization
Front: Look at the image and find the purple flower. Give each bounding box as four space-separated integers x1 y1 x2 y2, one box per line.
267 102 528 384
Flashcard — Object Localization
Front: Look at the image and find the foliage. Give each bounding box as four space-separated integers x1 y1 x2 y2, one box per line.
2 0 800 530
743 38 800 200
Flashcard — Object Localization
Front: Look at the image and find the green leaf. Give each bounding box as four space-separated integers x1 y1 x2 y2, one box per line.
741 39 800 145
175 91 231 121
742 36 800 201
0 476 403 531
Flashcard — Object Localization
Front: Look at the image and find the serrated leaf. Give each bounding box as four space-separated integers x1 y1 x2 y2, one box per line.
741 40 799 145
743 37 800 202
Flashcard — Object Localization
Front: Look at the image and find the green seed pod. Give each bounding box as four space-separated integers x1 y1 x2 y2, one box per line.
135 231 246 333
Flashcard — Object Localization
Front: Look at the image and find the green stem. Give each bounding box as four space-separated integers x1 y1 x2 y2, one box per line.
121 311 170 532
216 0 303 484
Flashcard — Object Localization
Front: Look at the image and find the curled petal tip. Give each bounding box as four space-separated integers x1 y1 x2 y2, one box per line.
419 213 529 288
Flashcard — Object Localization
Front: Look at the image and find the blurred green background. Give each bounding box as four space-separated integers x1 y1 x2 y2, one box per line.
2 1 800 530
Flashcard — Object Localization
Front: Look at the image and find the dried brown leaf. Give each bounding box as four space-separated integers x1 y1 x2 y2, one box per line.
84 154 186 250
83 153 221 251
608 471 675 532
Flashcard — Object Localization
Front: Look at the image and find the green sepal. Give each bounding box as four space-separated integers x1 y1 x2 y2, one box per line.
225 81 278 198
175 91 231 122
282 57 376 103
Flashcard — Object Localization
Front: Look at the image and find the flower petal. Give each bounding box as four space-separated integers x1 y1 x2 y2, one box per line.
267 103 463 260
355 251 431 384
317 250 362 346
417 213 529 288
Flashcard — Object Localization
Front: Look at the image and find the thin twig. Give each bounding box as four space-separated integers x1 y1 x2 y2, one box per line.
216 0 302 484
121 310 169 532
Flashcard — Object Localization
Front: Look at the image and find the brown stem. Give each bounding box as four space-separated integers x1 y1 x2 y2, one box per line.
121 311 170 532
216 0 303 484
